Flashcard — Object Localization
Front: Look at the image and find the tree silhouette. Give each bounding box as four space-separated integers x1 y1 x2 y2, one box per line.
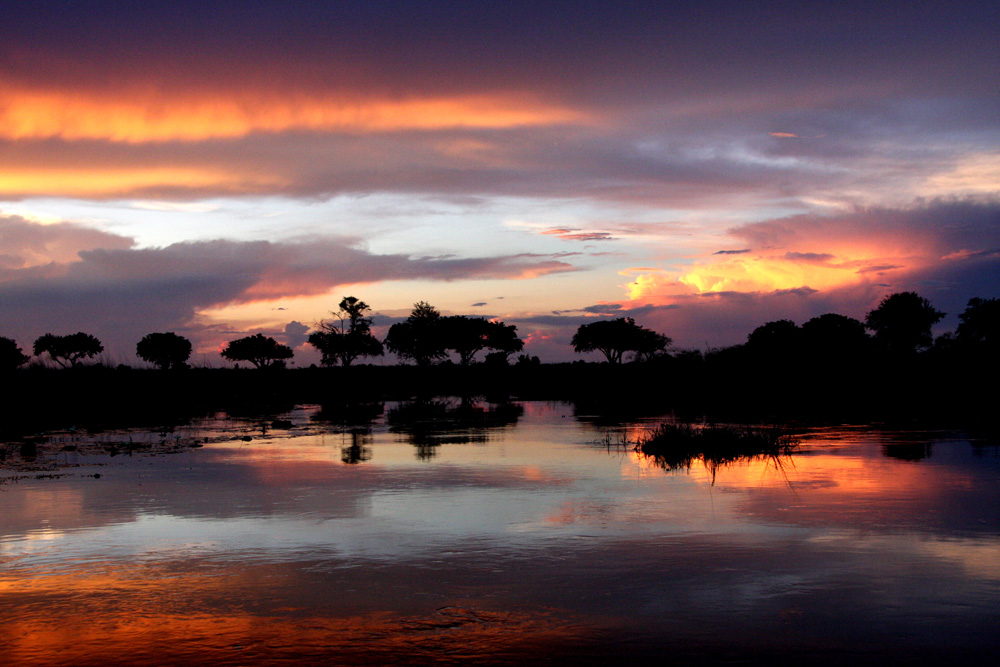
385 301 447 366
746 319 801 353
309 296 384 366
956 297 1000 349
33 332 104 367
439 316 524 364
865 292 944 354
485 320 524 361
800 313 869 361
221 333 293 368
136 332 192 370
571 317 671 363
1 336 29 370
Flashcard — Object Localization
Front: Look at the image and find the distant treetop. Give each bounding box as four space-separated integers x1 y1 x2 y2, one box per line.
308 296 384 366
1 336 30 371
865 291 944 354
571 317 671 364
385 301 447 366
221 333 293 369
33 332 104 368
136 332 192 370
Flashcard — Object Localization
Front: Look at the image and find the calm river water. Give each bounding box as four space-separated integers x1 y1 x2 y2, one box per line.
1 400 998 665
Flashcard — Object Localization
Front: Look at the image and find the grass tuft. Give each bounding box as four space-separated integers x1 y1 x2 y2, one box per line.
634 422 798 478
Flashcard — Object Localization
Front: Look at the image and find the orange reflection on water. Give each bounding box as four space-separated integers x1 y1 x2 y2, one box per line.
0 570 587 666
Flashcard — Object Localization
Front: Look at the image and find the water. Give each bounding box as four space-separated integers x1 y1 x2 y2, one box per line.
1 400 998 665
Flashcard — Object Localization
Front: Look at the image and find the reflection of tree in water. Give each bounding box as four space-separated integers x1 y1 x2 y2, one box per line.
633 422 798 485
341 430 373 464
387 398 523 460
310 401 384 464
311 401 385 431
572 398 675 428
882 442 933 461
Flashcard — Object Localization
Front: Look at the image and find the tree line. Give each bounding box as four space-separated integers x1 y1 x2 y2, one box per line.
2 291 997 371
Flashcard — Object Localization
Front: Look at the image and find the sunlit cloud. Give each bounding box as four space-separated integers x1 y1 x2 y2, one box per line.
0 166 283 198
130 201 221 212
0 85 585 143
924 152 1000 196
625 199 998 302
540 228 617 241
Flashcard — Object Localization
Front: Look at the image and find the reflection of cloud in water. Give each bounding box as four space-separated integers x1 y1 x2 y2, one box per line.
3 406 1000 663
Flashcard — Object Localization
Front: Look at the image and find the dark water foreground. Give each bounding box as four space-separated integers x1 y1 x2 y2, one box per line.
1 401 998 665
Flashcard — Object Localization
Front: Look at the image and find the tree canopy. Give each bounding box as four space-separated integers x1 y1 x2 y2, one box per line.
865 292 944 354
136 332 192 370
484 320 524 360
308 296 384 366
746 319 801 355
221 333 294 368
385 301 447 366
1 336 30 371
571 317 671 363
33 332 104 367
440 316 524 365
956 297 1000 349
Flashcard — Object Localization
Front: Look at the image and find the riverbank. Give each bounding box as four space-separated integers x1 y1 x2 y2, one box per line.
1 356 992 440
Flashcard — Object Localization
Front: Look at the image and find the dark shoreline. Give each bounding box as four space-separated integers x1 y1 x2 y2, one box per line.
1 356 993 440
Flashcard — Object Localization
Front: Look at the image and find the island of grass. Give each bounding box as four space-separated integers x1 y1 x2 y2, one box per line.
634 422 799 478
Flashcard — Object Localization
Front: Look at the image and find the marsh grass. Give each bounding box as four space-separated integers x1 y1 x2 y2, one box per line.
634 422 799 480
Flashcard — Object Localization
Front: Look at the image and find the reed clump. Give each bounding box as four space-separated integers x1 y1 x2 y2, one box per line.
634 422 798 472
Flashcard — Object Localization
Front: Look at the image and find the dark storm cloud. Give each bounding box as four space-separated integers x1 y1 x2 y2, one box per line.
0 214 134 271
730 198 1000 254
282 321 310 349
3 2 995 100
582 303 623 314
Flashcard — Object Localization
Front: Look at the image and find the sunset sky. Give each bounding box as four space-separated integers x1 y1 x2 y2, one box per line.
2 1 998 364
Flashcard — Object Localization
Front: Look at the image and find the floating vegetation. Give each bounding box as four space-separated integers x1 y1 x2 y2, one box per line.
634 422 799 481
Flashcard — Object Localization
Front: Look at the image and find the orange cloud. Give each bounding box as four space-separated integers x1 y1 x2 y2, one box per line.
0 84 585 143
0 166 283 198
626 248 917 302
677 249 911 293
622 205 956 304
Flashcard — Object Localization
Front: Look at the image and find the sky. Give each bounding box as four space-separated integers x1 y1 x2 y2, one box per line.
1 1 998 364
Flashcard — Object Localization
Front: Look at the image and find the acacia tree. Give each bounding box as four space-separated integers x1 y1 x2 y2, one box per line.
33 332 104 367
384 301 447 366
308 296 384 366
631 325 673 362
571 317 671 364
136 332 192 370
485 320 524 362
439 316 525 365
1 336 30 371
865 292 944 354
221 333 294 368
440 316 490 365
